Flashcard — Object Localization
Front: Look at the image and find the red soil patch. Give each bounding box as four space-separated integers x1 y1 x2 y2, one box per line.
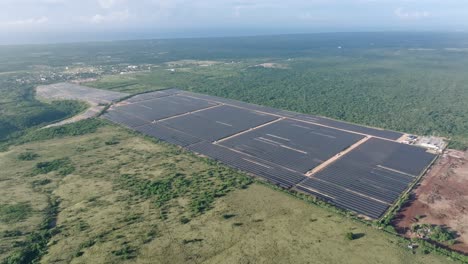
393 149 468 253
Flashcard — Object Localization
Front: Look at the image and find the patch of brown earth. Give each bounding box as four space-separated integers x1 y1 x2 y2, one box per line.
394 149 468 253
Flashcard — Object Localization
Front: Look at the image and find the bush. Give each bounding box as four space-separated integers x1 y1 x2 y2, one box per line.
2 230 23 238
346 232 355 240
179 217 190 224
111 244 137 260
0 203 32 223
222 214 236 219
3 197 59 264
17 152 39 161
412 223 457 244
32 158 75 176
31 179 52 187
0 119 105 152
105 138 120 145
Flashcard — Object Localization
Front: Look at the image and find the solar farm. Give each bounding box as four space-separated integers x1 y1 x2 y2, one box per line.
102 88 437 219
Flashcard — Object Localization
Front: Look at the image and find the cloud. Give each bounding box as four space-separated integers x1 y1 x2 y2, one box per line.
97 0 123 9
394 8 430 20
0 16 48 26
86 9 130 24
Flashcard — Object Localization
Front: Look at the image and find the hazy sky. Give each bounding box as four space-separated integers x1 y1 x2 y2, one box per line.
1 0 467 43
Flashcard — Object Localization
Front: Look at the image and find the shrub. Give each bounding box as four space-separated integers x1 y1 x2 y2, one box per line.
222 214 236 220
346 232 355 240
105 138 120 145
32 158 75 176
180 217 190 224
2 197 59 264
17 152 39 161
111 244 137 260
2 230 23 238
411 223 457 244
0 203 32 223
31 179 52 187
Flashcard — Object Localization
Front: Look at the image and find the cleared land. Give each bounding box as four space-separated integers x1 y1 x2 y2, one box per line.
0 123 450 263
36 83 128 128
103 89 437 219
394 149 468 253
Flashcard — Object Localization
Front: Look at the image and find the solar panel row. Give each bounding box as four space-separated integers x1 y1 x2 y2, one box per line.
297 179 389 219
134 123 203 147
293 114 403 140
188 141 306 189
126 88 181 103
102 110 147 128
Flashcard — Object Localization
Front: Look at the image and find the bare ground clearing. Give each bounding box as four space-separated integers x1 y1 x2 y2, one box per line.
36 82 128 128
394 149 468 253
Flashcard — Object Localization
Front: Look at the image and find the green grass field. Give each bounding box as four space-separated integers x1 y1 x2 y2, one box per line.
0 122 453 263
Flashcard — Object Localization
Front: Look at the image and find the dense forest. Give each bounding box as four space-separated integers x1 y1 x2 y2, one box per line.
1 32 468 149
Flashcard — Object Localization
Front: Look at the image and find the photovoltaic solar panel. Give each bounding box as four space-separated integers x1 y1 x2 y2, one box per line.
103 89 438 219
187 141 306 188
160 105 278 142
134 123 202 147
112 95 218 122
293 114 403 140
102 110 147 128
219 119 364 173
297 138 436 218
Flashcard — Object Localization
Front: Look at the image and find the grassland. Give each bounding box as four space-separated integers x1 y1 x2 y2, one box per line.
0 121 454 263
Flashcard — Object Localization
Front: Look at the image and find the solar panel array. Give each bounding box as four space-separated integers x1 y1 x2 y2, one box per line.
160 105 277 142
219 119 364 173
297 138 436 218
125 88 181 103
102 88 437 219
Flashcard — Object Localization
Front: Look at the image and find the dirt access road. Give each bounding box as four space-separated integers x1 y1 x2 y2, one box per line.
394 149 468 253
36 82 128 128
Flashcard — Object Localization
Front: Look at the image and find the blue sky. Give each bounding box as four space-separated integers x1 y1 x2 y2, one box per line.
1 0 467 43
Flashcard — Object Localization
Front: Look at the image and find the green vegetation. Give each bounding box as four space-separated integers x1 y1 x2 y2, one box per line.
111 244 137 260
32 158 75 176
0 118 105 151
1 230 22 238
104 138 120 145
412 224 457 244
118 157 252 215
3 197 59 264
0 203 32 223
346 232 355 240
0 74 87 141
17 152 39 161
